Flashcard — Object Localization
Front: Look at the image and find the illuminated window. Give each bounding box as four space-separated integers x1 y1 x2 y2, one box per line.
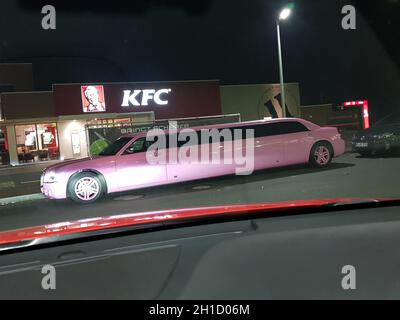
15 123 60 163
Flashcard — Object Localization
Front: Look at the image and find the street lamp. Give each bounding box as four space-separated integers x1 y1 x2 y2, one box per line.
276 5 292 118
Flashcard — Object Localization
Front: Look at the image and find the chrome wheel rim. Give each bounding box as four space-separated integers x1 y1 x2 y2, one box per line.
74 177 100 201
314 146 330 165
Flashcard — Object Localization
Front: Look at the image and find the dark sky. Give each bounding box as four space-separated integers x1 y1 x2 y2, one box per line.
0 0 399 121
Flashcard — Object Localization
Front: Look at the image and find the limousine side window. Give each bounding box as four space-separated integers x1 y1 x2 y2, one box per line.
275 121 310 134
198 128 233 145
123 138 147 154
161 132 202 149
169 122 310 148
235 121 309 138
177 131 201 148
139 121 310 152
227 123 277 138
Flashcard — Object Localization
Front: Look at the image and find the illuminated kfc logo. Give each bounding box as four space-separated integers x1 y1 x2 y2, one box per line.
81 85 106 113
121 88 171 107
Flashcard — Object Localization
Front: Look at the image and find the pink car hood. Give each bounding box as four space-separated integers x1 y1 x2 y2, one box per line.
43 156 107 173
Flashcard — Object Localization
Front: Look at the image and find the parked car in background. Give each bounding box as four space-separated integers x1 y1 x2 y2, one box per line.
40 118 345 203
352 112 400 156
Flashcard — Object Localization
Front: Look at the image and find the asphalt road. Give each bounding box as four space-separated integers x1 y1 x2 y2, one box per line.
0 153 399 232
0 162 51 198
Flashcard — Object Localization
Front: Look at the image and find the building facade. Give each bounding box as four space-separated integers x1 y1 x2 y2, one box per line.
0 77 303 166
0 80 222 166
220 83 301 121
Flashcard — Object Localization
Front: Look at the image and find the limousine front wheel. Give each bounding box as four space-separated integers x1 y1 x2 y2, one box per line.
309 142 333 168
68 172 104 204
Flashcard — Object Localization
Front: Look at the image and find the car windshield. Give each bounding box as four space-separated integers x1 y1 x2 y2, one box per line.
98 137 132 156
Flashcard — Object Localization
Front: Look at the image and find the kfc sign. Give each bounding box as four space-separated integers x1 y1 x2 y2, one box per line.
121 88 172 107
81 85 106 113
54 81 221 118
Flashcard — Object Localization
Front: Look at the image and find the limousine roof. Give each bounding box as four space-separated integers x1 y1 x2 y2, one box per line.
122 117 319 139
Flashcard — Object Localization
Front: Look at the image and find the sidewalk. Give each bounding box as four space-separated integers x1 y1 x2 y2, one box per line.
0 193 44 206
0 160 61 174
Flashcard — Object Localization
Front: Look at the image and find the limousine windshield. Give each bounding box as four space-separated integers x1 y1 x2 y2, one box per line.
98 137 132 156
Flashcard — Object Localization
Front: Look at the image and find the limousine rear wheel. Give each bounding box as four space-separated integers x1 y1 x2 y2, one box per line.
309 142 333 168
68 172 104 204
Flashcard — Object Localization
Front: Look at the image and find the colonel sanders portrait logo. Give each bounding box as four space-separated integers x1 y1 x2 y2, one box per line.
81 85 106 113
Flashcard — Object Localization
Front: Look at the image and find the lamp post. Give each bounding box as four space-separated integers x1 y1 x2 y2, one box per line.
276 7 291 118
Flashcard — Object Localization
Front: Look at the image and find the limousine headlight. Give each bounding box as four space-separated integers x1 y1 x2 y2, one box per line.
43 171 58 183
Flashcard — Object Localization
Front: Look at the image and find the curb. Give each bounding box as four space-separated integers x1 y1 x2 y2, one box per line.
0 193 45 206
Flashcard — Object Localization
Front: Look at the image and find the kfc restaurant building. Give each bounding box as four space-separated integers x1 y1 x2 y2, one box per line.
0 80 223 166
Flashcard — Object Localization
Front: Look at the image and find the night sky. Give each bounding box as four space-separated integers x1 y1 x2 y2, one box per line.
0 0 399 122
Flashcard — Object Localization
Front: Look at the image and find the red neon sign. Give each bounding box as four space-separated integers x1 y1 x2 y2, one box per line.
343 100 370 129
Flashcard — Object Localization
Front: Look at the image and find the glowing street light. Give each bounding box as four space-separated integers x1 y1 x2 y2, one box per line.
279 8 291 20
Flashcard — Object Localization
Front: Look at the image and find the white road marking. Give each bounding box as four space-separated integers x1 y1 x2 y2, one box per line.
20 180 40 184
192 185 211 190
113 195 144 201
0 181 15 189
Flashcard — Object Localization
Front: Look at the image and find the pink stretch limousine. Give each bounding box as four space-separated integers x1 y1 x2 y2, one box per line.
41 118 345 203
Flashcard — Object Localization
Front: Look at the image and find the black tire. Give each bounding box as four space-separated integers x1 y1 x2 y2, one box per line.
309 141 333 168
68 172 104 204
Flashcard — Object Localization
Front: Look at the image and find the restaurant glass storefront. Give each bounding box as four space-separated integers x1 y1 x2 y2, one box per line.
14 123 59 163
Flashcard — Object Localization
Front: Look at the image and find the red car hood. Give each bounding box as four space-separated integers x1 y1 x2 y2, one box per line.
0 198 393 247
43 156 95 172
